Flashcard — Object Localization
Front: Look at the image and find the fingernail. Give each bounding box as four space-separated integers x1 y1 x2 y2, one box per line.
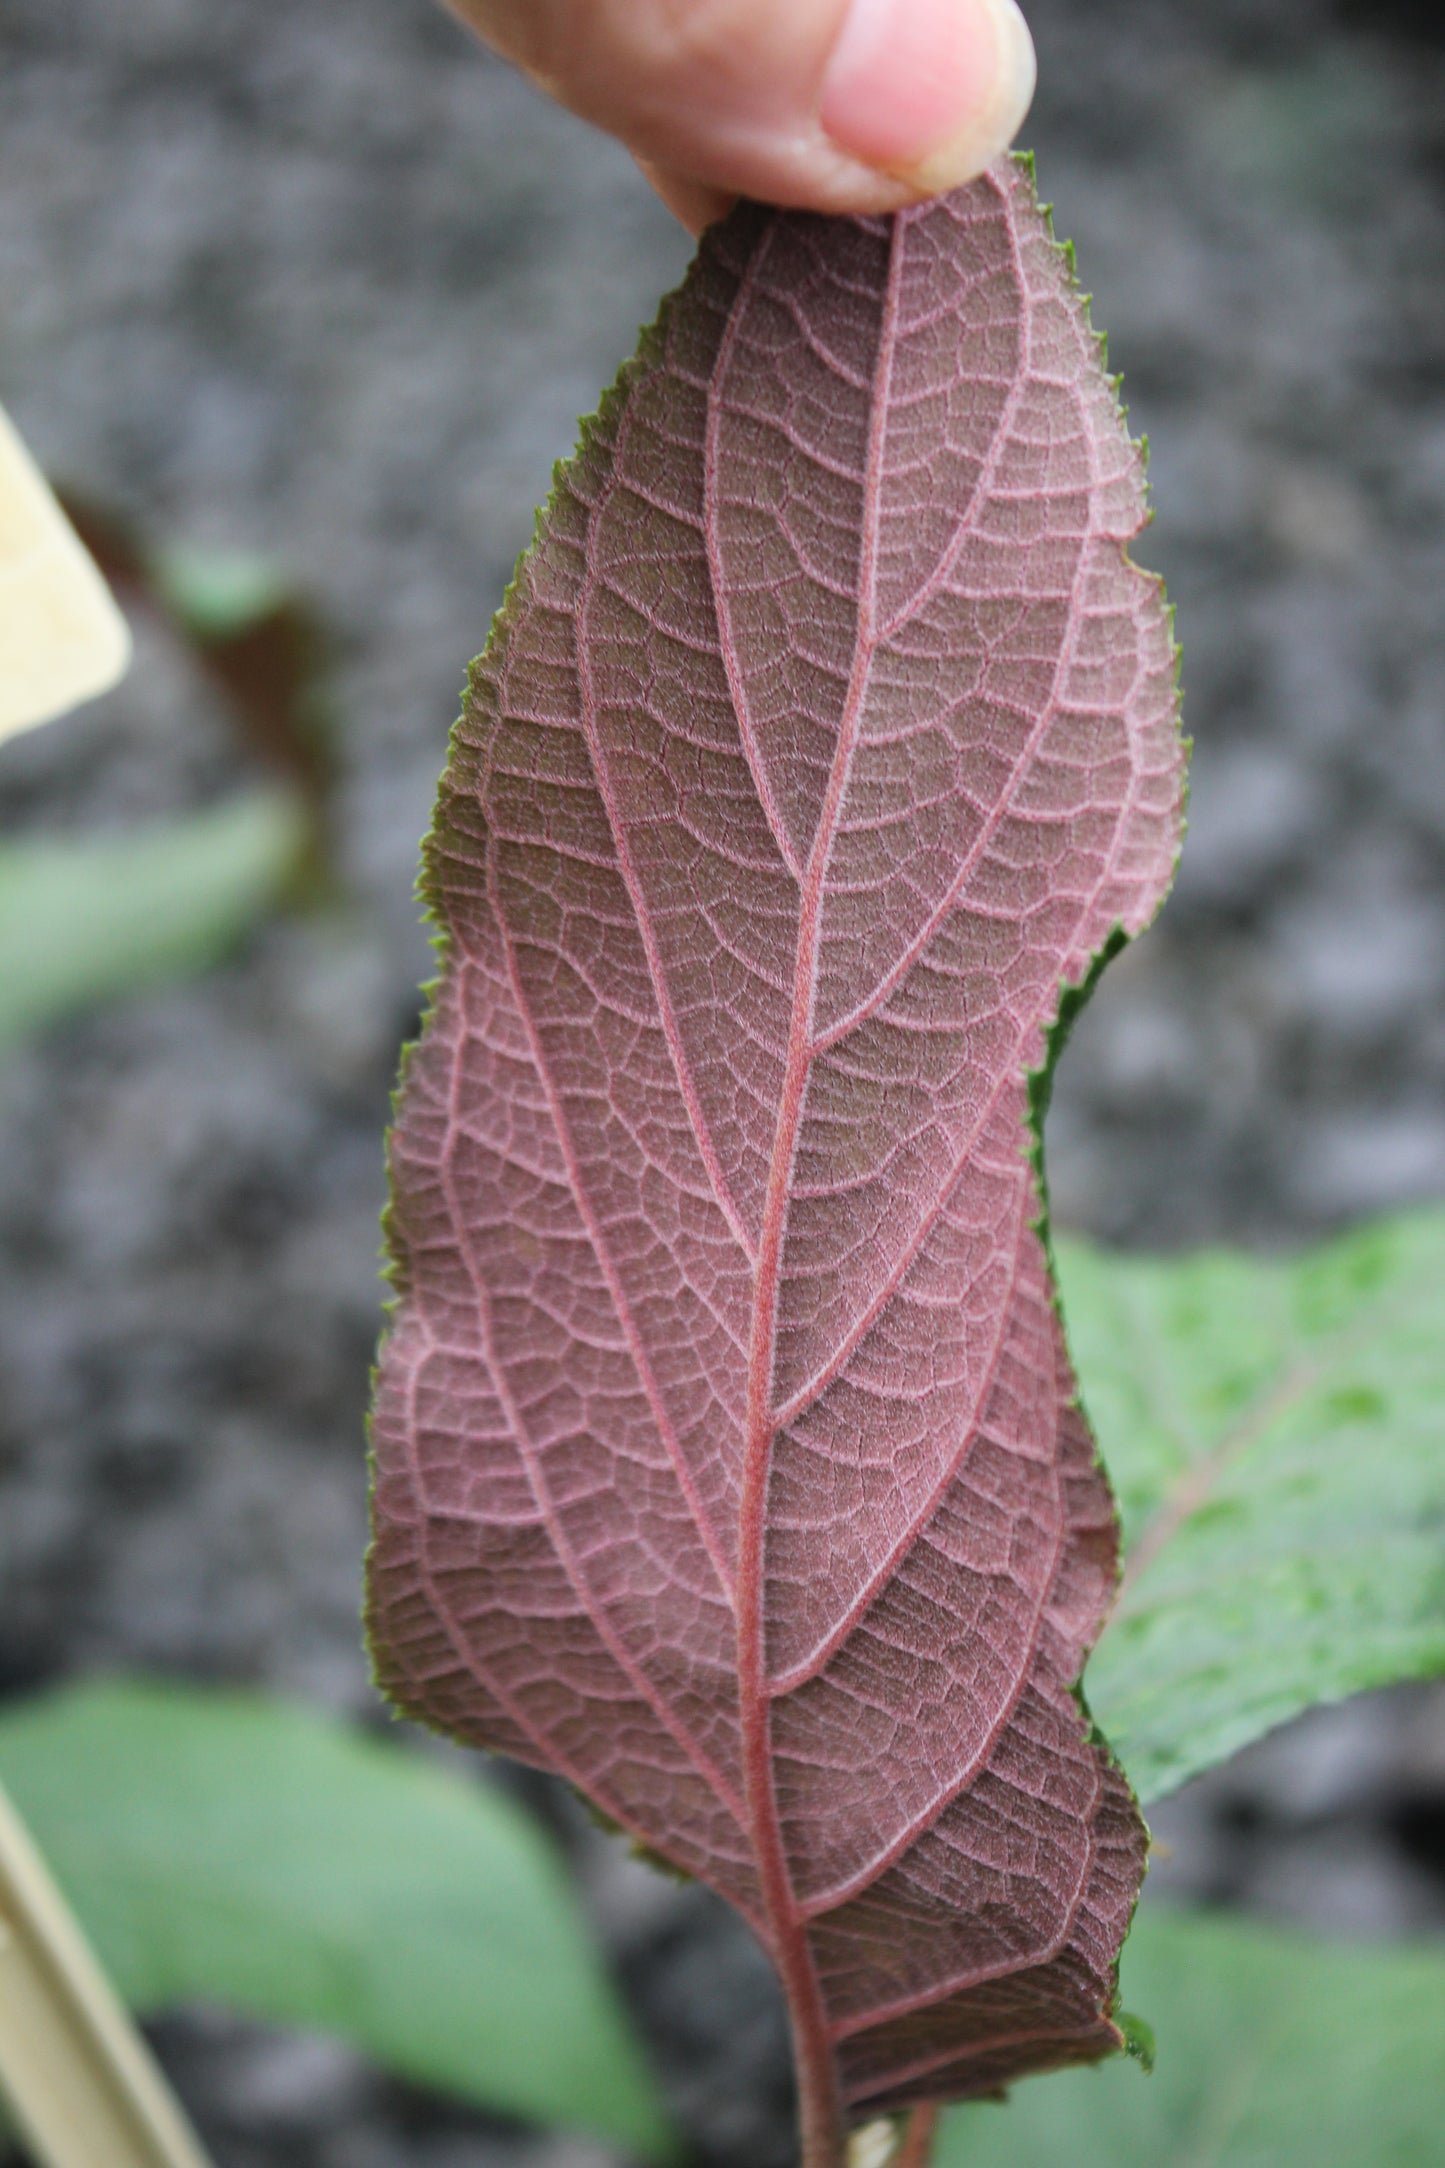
820 0 1036 196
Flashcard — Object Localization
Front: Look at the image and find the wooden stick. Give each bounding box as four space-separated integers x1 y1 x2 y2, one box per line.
0 1777 215 2168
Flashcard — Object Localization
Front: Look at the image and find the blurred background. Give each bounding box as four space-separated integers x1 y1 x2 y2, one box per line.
1 0 1444 2161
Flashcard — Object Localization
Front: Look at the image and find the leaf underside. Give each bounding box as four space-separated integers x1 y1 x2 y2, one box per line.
368 161 1184 2120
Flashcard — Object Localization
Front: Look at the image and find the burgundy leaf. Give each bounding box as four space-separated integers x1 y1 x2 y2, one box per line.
368 160 1184 2160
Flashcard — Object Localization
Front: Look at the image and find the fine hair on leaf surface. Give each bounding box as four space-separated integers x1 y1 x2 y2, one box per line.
367 156 1185 2163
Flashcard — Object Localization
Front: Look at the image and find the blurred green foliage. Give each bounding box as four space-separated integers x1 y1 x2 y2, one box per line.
0 521 340 1057
0 1682 674 2158
0 791 308 1052
938 1900 1445 2167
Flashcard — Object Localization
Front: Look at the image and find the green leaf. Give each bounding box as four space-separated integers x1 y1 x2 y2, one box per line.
0 791 305 1051
151 544 292 640
1059 1212 1445 1803
0 1682 674 2159
935 1900 1445 2168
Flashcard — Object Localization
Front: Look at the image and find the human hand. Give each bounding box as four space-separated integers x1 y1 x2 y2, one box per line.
444 0 1036 232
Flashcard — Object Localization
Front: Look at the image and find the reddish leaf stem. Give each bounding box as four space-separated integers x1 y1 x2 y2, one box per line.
894 2104 942 2168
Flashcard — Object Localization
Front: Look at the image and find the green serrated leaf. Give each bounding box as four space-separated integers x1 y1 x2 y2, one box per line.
1060 1212 1445 1802
936 1901 1445 2168
0 1683 674 2159
0 791 306 1051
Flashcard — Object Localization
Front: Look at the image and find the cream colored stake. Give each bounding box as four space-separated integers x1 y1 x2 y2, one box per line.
0 1778 215 2168
0 397 131 743
847 2120 902 2168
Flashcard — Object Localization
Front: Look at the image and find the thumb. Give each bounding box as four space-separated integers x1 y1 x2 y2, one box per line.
446 0 1036 230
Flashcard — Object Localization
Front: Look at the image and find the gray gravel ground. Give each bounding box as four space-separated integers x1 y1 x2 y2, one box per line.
1 0 1443 2162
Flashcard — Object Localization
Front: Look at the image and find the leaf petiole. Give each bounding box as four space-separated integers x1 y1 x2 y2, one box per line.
895 2103 943 2168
